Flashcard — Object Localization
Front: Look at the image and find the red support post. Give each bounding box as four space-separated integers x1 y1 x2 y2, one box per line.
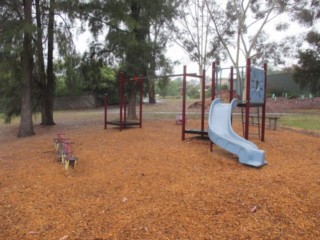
261 63 267 141
182 65 187 141
104 94 108 129
245 58 251 140
230 66 234 102
201 69 206 137
123 95 127 127
139 79 143 128
212 62 215 101
119 73 123 131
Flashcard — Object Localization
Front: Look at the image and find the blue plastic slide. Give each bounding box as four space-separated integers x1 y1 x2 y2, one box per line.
208 98 267 167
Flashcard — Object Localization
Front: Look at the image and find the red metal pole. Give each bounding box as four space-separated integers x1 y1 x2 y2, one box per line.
139 79 143 128
245 58 251 140
119 73 123 131
201 69 206 137
230 66 234 102
104 94 108 129
182 65 187 140
124 95 127 127
210 63 215 148
212 62 215 101
261 63 267 142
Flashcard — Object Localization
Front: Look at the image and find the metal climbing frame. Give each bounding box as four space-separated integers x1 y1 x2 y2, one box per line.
104 73 143 131
181 66 215 140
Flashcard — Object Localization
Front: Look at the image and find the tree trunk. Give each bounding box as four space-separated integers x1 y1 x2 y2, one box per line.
35 0 49 124
126 1 148 118
18 0 35 137
148 79 156 104
199 65 203 100
148 61 156 104
44 0 56 125
127 88 138 120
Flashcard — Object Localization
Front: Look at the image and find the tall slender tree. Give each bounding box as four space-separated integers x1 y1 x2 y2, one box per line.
34 0 49 124
170 0 223 99
33 0 80 125
43 0 55 125
18 0 35 137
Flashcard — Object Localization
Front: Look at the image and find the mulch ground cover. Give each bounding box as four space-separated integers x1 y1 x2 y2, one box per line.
0 101 319 239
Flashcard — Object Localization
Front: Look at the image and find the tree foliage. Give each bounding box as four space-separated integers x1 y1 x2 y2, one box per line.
293 48 320 95
79 45 117 103
0 1 25 122
0 0 82 127
291 0 320 94
205 0 294 100
206 0 291 65
81 0 180 116
293 30 320 95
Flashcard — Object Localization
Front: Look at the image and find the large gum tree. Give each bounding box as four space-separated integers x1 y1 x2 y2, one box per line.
83 0 181 118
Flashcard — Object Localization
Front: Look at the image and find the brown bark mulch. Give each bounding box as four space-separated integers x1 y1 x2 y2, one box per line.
0 111 319 239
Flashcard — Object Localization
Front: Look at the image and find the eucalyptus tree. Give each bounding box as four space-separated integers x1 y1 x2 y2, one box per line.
110 0 181 109
171 0 225 99
205 0 291 99
82 0 181 117
170 0 224 98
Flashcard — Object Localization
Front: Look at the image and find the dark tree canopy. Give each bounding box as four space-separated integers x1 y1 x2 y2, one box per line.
81 0 181 115
291 1 320 95
293 32 320 95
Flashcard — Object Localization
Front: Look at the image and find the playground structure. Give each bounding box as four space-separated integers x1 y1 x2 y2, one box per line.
103 58 267 142
181 66 213 140
104 73 143 131
205 58 268 167
211 58 267 141
180 58 267 142
54 132 77 170
104 71 198 132
208 98 267 167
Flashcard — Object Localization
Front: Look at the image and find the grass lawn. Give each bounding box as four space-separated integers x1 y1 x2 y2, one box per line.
1 98 320 132
280 113 320 131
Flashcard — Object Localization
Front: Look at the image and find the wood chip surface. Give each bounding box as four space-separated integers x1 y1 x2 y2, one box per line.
0 105 319 239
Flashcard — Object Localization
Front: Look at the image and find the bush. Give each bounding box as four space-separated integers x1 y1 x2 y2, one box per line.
187 85 200 99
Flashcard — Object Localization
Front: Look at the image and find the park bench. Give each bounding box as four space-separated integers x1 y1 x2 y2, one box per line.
249 115 280 130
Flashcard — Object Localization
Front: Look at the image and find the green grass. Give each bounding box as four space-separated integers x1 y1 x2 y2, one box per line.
280 114 320 131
